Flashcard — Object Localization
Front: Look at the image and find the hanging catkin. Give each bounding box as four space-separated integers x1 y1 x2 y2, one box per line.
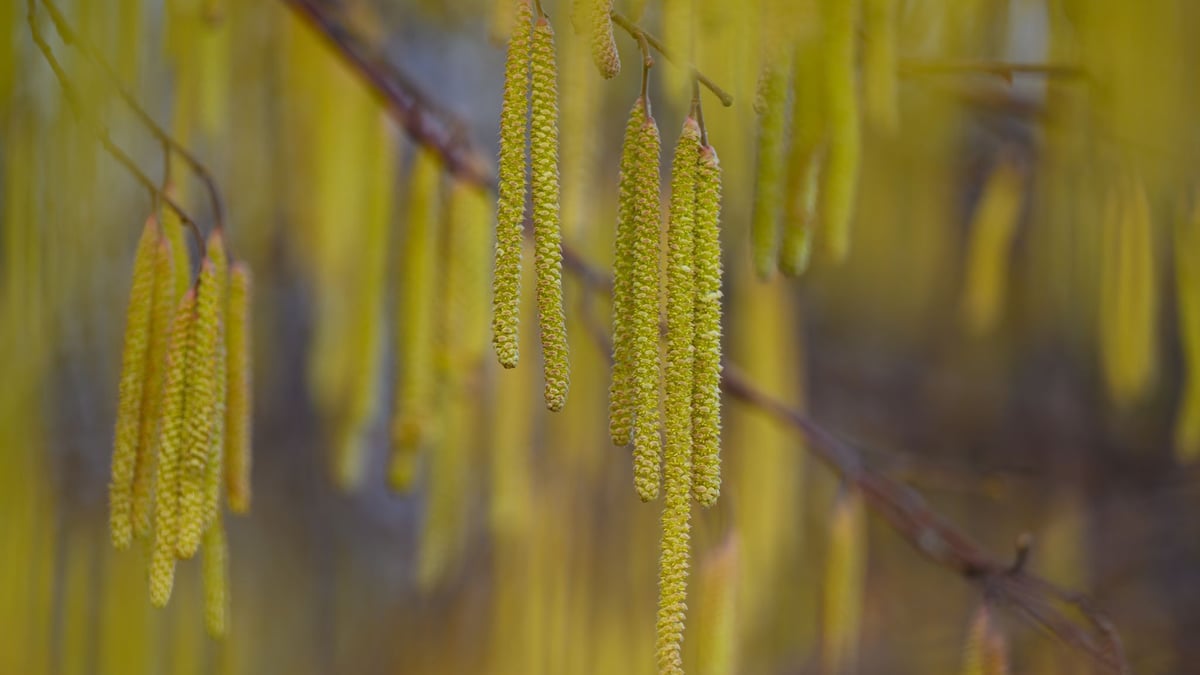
224 262 253 512
691 142 724 506
780 36 826 276
1176 202 1200 460
203 334 228 530
961 604 1009 675
609 100 645 447
862 0 899 133
150 289 196 608
960 159 1024 336
750 60 790 279
821 489 867 675
655 117 701 675
110 217 160 550
391 148 443 491
202 512 230 638
821 0 862 263
587 0 620 79
530 16 570 412
178 236 227 560
132 235 179 540
631 111 663 502
493 0 533 370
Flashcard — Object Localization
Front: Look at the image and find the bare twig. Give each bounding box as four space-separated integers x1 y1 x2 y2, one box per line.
609 10 734 107
899 59 1086 84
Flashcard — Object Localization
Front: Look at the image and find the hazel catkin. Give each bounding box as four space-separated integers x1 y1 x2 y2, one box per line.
821 0 862 263
587 0 620 79
202 513 230 638
750 60 790 279
530 16 570 412
609 99 645 447
225 262 253 512
631 113 663 502
1176 202 1200 460
691 143 724 506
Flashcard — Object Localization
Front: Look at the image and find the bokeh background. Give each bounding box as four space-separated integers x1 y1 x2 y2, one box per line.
2 0 1200 673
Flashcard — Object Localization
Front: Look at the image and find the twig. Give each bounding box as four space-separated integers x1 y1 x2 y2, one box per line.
26 0 205 255
609 10 733 107
899 59 1086 84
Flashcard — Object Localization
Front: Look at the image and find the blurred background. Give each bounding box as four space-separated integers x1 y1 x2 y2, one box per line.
2 0 1200 673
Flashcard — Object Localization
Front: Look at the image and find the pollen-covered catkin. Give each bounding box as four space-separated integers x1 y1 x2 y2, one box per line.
530 17 570 412
493 0 534 370
111 217 160 550
202 513 229 638
750 60 790 279
225 262 253 512
691 143 724 506
178 244 225 560
203 336 228 530
131 235 179 540
821 0 862 263
609 100 645 447
631 113 663 502
1176 203 1200 460
587 0 620 79
150 289 196 608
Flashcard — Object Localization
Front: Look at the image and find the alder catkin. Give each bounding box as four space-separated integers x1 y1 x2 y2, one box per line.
821 0 862 263
631 114 664 502
1176 202 1200 461
750 60 790 279
530 16 570 412
587 0 620 79
150 290 196 608
609 100 645 447
225 262 253 512
178 245 225 560
110 217 160 550
202 513 230 638
691 143 724 507
493 0 534 370
131 235 179 540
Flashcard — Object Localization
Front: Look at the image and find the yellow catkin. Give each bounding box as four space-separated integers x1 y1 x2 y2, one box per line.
690 533 739 675
447 181 493 369
530 17 570 412
656 117 701 675
779 34 826 276
1177 203 1200 460
202 513 229 638
203 335 228 530
390 148 443 491
131 235 179 540
691 143 724 506
493 0 533 370
960 159 1024 336
161 193 193 299
862 0 899 133
962 604 1010 675
587 0 620 78
110 216 160 550
750 60 790 279
609 99 645 447
178 241 225 560
150 290 197 608
821 0 862 263
225 262 253 512
632 113 664 502
821 489 867 675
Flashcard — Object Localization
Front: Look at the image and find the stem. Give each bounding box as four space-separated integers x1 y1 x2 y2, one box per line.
637 32 652 118
610 10 734 107
899 59 1085 82
691 78 708 147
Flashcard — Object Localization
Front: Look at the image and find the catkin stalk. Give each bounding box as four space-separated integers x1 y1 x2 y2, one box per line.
609 100 645 447
225 262 253 512
110 217 160 550
750 60 790 279
530 17 570 412
587 0 620 78
1176 203 1200 460
821 0 862 263
631 113 663 502
691 144 724 506
493 0 534 369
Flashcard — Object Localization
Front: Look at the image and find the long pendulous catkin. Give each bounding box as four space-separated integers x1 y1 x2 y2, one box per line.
225 262 253 512
750 59 791 279
655 117 702 675
862 0 899 134
779 36 826 276
821 0 862 263
131 235 180 540
609 99 645 447
691 142 724 506
493 0 534 370
587 0 620 79
631 112 663 502
530 16 570 412
1176 202 1200 461
960 159 1024 336
178 239 226 560
202 512 230 638
150 289 196 608
822 489 867 675
111 217 160 550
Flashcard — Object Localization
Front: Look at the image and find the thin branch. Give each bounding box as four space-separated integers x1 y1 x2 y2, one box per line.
26 0 205 255
899 59 1086 84
39 0 227 234
270 3 1126 671
609 10 734 107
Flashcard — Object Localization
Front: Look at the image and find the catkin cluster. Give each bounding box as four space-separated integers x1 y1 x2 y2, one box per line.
492 0 570 412
109 220 253 637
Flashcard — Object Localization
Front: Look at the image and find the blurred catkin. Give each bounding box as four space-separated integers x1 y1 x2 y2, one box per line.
609 100 644 447
961 159 1024 336
530 17 570 412
587 0 620 78
225 262 253 512
691 144 723 506
1175 202 1200 460
391 148 443 491
493 0 533 370
862 0 899 133
750 60 790 279
632 114 663 502
150 290 197 607
202 513 229 638
822 490 867 675
690 533 739 675
779 35 825 276
821 0 862 263
161 192 194 298
962 604 1009 675
110 217 160 550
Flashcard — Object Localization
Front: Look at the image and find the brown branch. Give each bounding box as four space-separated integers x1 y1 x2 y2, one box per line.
273 2 1127 672
609 10 734 107
899 59 1086 84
